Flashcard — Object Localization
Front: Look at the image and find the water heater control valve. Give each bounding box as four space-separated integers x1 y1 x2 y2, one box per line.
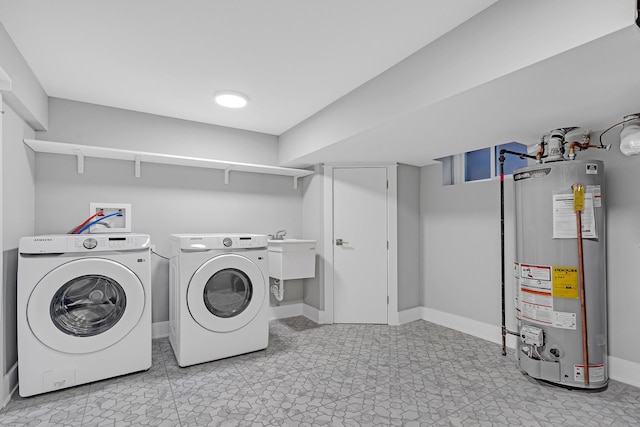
520 325 544 347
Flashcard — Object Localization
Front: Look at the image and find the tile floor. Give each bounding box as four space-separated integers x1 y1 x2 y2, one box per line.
1 317 639 426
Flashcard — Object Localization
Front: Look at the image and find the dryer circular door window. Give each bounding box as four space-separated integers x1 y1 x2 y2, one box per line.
187 253 266 332
27 258 146 354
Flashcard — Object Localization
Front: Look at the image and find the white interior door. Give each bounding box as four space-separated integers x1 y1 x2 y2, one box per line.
333 167 388 324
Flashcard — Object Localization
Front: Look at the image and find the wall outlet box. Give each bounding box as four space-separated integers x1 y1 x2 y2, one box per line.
88 203 132 233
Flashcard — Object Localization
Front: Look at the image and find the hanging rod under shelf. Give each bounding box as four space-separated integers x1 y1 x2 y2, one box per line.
24 139 313 188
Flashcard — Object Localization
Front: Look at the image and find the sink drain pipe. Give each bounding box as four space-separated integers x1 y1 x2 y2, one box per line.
499 149 538 356
271 279 284 302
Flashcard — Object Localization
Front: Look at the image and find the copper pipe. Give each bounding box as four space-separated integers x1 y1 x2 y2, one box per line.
569 134 601 157
574 185 590 386
536 142 545 161
569 142 600 154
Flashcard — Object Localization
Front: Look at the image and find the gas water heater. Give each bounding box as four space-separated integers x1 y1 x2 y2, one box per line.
513 159 607 389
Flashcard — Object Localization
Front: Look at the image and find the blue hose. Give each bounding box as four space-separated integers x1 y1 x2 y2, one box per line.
76 212 123 234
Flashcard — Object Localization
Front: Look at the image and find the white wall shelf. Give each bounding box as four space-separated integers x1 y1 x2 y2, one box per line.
24 139 313 188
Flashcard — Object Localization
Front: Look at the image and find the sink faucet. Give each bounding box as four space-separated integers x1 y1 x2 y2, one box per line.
273 230 287 240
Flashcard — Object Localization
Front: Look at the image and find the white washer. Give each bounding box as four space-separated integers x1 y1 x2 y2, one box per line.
169 233 269 367
17 234 151 397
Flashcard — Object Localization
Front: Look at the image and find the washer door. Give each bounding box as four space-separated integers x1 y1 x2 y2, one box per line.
187 253 265 332
27 258 145 354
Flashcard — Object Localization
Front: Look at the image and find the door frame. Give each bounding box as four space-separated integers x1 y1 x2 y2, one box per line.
0 92 5 406
320 163 398 325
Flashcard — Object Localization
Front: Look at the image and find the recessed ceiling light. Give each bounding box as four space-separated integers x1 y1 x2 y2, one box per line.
214 91 248 108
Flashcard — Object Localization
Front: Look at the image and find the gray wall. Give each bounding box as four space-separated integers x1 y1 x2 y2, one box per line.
41 98 280 165
2 101 36 374
0 96 3 391
34 100 305 324
420 165 505 325
420 142 640 367
397 164 421 311
587 147 640 365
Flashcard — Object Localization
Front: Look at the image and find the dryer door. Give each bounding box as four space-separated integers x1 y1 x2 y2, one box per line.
27 257 146 354
187 253 266 332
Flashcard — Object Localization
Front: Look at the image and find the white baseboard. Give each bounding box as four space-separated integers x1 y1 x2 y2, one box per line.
2 363 18 408
397 307 423 325
421 308 640 387
152 321 169 339
269 303 303 320
302 304 321 323
388 309 400 326
422 307 517 349
317 308 332 324
609 356 640 388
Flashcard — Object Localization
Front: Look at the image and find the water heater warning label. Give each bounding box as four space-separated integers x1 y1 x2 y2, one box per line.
519 264 553 325
553 311 576 330
514 263 521 321
586 185 602 208
552 193 597 239
522 301 552 325
574 364 605 383
552 267 579 299
521 264 552 282
516 263 578 329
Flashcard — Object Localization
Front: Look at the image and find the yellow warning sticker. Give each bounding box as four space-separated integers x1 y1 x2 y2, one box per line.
552 266 579 299
573 185 585 212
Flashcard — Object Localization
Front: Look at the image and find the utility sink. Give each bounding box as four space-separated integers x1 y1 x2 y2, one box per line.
267 239 317 280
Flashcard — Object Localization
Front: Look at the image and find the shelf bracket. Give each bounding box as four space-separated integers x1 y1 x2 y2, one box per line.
134 155 141 178
72 149 84 174
224 166 234 185
293 176 300 189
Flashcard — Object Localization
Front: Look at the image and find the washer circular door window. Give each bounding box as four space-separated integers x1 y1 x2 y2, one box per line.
27 258 145 354
187 253 265 332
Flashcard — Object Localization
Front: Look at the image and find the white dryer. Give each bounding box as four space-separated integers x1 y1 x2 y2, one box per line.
169 233 269 367
17 234 151 397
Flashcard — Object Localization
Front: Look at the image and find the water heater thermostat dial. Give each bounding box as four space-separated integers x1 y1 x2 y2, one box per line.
223 238 232 247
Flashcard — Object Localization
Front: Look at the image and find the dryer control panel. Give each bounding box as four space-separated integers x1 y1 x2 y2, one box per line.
171 233 268 250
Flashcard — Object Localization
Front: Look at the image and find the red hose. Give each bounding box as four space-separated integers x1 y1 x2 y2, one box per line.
71 212 104 234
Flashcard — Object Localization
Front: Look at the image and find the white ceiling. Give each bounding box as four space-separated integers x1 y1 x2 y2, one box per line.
0 0 496 136
2 1 639 168
292 25 640 167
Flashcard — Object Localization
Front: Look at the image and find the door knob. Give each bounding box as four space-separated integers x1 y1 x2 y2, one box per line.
336 238 349 246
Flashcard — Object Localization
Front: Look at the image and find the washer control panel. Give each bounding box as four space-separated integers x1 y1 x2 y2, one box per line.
19 234 151 254
83 238 98 250
74 234 150 251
